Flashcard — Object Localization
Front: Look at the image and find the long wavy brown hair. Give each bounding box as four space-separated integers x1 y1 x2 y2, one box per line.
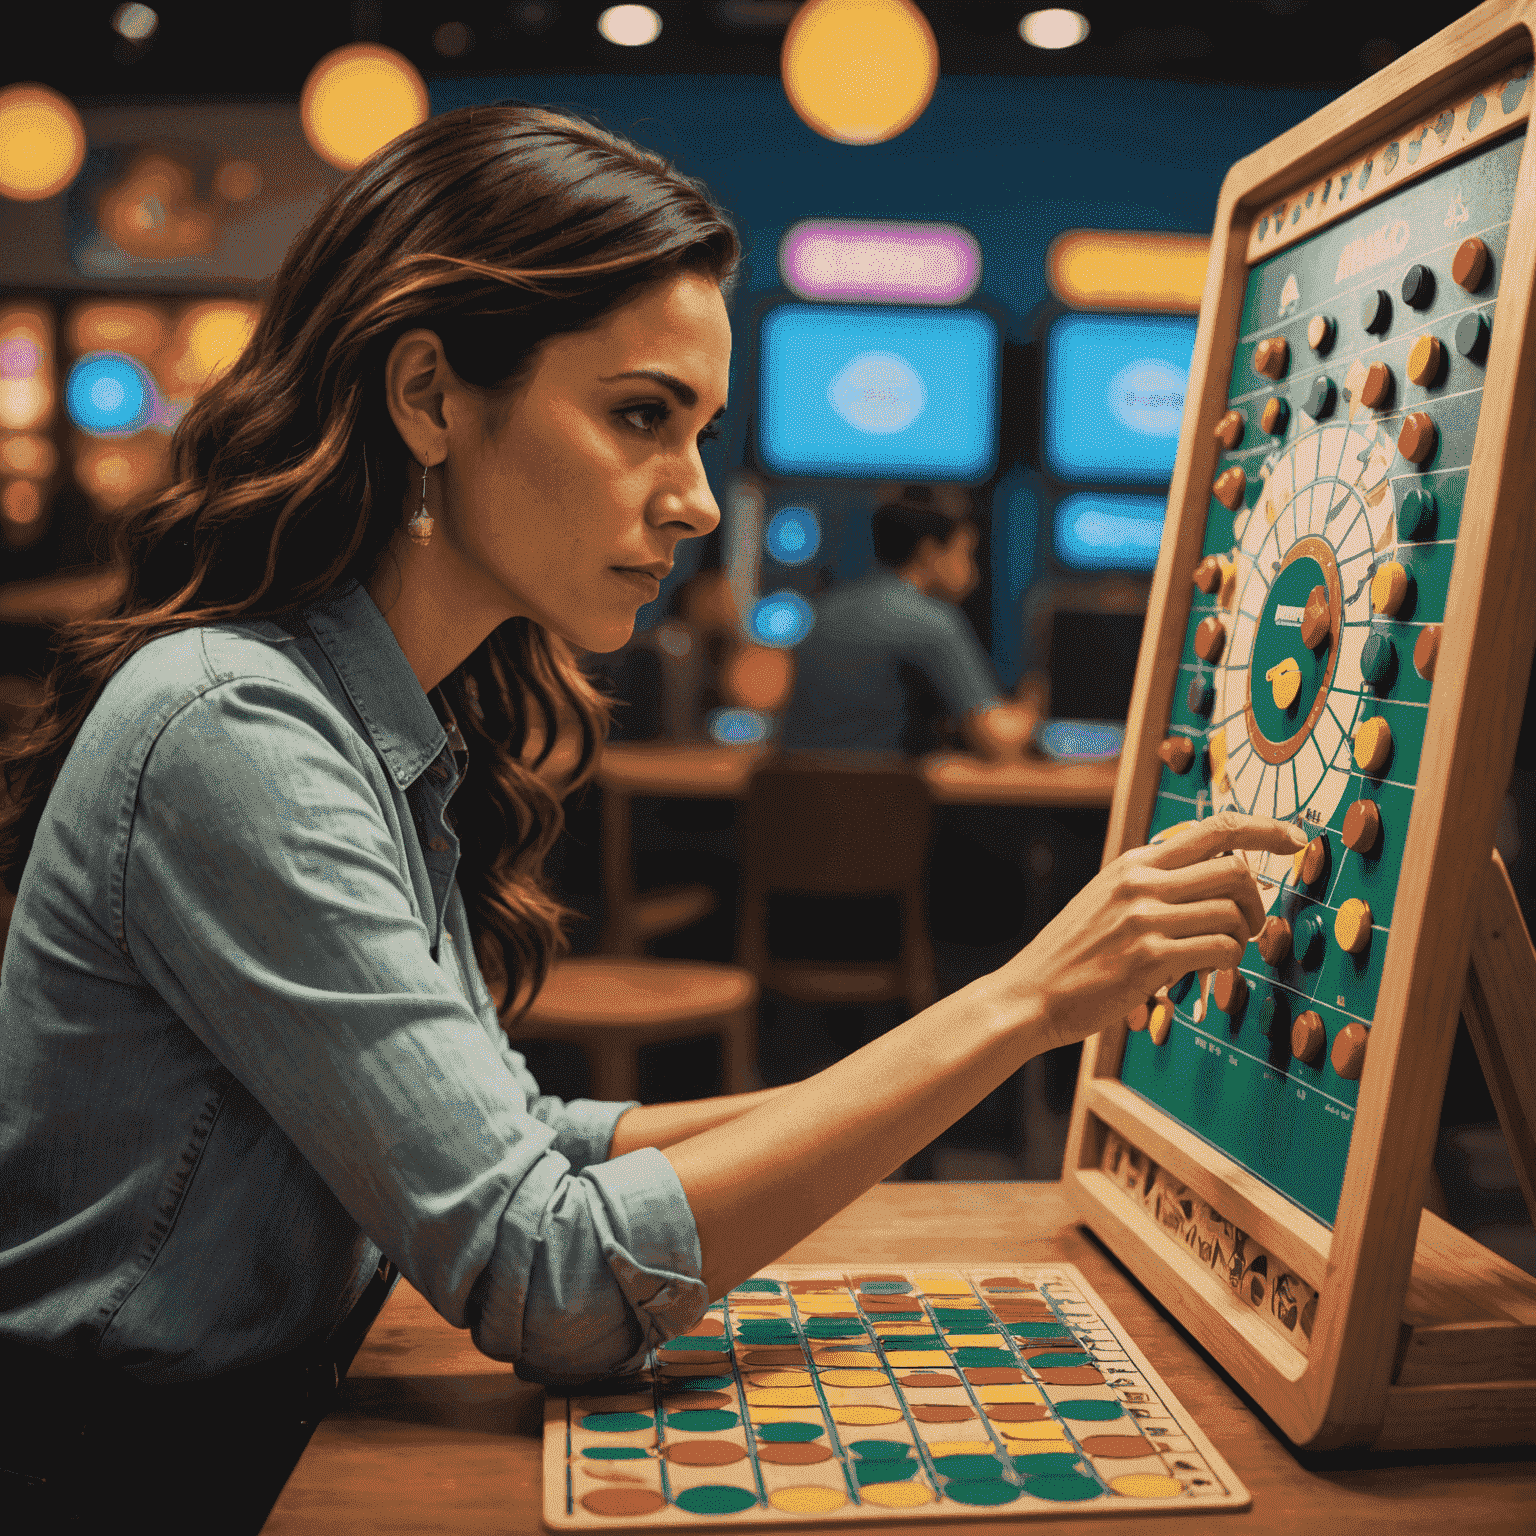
0 102 739 1022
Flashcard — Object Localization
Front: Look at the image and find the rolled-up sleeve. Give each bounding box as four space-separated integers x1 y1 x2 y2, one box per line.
121 677 708 1382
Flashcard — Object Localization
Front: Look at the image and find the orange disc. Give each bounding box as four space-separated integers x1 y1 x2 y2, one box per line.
722 644 796 712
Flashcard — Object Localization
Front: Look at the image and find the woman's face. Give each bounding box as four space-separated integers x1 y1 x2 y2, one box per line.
430 270 731 654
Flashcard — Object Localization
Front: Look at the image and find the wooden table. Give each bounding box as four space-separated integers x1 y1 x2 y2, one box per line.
595 743 1120 954
263 1183 1536 1534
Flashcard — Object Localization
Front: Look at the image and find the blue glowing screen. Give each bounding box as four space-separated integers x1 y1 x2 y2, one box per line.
765 504 821 566
750 589 815 648
758 304 999 481
1053 491 1168 571
66 352 154 436
1044 313 1197 483
708 707 771 745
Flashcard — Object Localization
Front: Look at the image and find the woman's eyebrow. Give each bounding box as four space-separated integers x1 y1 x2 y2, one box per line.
601 369 727 419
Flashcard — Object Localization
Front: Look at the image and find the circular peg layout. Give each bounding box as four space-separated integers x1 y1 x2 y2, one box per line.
1414 623 1441 680
1334 897 1374 956
1291 1009 1327 1065
1407 333 1444 387
1214 409 1245 450
1342 798 1382 854
1332 1020 1370 1080
1452 235 1490 291
1352 717 1393 775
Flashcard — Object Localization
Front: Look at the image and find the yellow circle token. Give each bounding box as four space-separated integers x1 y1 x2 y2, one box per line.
816 1369 886 1387
1371 560 1409 615
1335 898 1373 955
859 1482 934 1508
769 1485 847 1513
831 1404 904 1425
1111 1474 1184 1498
1353 716 1392 774
1266 656 1302 709
1148 1002 1172 1045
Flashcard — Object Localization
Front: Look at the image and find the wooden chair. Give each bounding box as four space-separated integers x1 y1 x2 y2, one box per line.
736 753 936 1014
516 957 759 1103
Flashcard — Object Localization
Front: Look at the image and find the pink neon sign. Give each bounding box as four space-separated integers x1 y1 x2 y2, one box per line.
779 220 981 304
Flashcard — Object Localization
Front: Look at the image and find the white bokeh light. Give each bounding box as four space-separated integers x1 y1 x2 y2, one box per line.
1019 9 1090 49
598 5 663 46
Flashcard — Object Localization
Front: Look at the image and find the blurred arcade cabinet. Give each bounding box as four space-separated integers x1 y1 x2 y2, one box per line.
718 218 1007 747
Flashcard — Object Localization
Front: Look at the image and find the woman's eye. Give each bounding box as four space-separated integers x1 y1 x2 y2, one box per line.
697 423 722 446
621 404 667 433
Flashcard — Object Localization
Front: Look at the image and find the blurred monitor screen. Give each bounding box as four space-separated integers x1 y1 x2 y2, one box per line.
758 303 999 481
1043 312 1197 484
1048 608 1144 722
1053 490 1167 571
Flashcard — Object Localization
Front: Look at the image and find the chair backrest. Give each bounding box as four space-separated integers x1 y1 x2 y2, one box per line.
740 752 933 897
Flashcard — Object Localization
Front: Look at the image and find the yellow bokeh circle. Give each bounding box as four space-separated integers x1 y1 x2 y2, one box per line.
781 0 938 146
300 45 430 172
0 84 87 202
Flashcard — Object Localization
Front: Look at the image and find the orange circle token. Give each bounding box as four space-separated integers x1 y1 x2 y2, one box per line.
1291 1010 1326 1065
1414 624 1441 679
1398 411 1438 464
1332 1021 1370 1079
1214 410 1245 450
1341 799 1382 853
1194 615 1227 662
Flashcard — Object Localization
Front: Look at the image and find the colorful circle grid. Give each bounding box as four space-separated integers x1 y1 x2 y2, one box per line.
561 1266 1242 1522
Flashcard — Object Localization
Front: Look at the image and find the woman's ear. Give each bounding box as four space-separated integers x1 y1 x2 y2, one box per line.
384 329 455 465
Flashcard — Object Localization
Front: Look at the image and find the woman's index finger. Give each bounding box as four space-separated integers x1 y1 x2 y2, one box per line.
1146 811 1308 868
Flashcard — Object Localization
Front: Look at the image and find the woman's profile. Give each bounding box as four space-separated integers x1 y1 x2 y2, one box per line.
0 101 1302 1531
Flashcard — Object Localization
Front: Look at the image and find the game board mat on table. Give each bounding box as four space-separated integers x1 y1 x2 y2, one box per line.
543 1264 1249 1527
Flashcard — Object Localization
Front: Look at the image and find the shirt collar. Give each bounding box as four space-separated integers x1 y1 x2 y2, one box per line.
300 578 451 791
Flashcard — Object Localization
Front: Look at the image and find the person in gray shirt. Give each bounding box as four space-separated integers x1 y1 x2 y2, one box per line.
779 493 1035 758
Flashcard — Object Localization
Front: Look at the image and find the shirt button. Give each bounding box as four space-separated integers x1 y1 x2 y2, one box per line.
427 836 449 852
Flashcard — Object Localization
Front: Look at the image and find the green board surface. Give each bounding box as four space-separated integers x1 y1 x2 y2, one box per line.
1121 124 1525 1226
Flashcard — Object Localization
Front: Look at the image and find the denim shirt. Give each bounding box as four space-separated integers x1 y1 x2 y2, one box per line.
0 578 707 1386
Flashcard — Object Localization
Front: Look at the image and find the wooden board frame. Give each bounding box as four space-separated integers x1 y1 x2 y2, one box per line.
1063 0 1536 1451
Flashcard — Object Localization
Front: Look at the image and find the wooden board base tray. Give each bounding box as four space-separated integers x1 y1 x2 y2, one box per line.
542 1264 1249 1528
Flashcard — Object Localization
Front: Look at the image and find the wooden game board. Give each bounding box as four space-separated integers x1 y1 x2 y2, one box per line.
543 1265 1249 1527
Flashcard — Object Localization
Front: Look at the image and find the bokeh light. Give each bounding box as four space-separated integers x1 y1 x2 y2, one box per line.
67 353 155 436
300 45 430 171
765 504 821 566
0 307 54 432
111 4 159 42
598 5 663 45
0 84 87 202
708 707 772 745
723 645 797 712
1019 9 1090 49
782 0 939 146
169 301 259 391
750 589 815 648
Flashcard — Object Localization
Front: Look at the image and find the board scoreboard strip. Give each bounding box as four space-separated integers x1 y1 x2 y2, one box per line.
1064 0 1536 1451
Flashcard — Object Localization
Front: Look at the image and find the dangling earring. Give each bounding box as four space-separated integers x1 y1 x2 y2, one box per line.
407 461 434 546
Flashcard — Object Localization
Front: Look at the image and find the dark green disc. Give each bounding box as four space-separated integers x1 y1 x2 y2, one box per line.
581 1412 653 1433
674 1486 758 1514
953 1347 1016 1367
582 1446 649 1460
664 1409 739 1432
943 1480 1021 1506
1055 1399 1125 1420
856 1460 919 1485
755 1421 824 1442
1024 1351 1091 1368
1026 1473 1102 1502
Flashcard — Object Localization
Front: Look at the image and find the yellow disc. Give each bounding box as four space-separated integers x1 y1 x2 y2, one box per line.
1148 1002 1172 1045
747 1369 811 1387
913 1272 970 1293
1005 1434 1075 1453
1371 560 1409 615
859 1481 934 1508
872 1321 930 1335
1335 897 1373 955
1208 727 1229 792
995 1419 1072 1441
745 1386 826 1407
769 1484 847 1513
928 1440 998 1456
813 1351 878 1367
975 1383 1044 1404
831 1404 904 1425
733 1304 792 1318
883 1350 950 1367
942 1333 1004 1347
795 1294 858 1314
1352 716 1393 774
1111 1473 1185 1498
1407 333 1443 387
1266 655 1303 709
749 1406 823 1422
816 1368 886 1387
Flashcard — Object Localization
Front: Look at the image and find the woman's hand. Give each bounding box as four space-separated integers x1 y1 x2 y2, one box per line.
995 811 1307 1051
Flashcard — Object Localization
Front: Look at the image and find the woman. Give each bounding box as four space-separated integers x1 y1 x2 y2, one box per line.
0 103 1303 1527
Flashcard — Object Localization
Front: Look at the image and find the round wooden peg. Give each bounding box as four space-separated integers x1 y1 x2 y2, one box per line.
1259 396 1290 434
1331 1020 1370 1080
1291 1010 1326 1065
1256 915 1292 966
1298 835 1330 886
1334 897 1373 956
1300 585 1332 650
1352 716 1393 775
1213 467 1247 511
1148 1002 1173 1046
1213 969 1248 1018
1266 657 1302 710
1398 411 1438 465
1342 798 1382 854
1452 235 1490 292
1307 314 1335 353
1370 560 1410 616
1359 361 1393 409
1414 624 1441 680
1407 333 1444 387
1253 336 1289 379
1194 615 1227 663
1159 736 1196 774
1193 554 1224 594
1214 410 1245 450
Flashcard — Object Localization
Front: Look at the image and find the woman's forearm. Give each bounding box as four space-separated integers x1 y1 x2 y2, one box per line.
608 1084 794 1156
663 972 1043 1301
